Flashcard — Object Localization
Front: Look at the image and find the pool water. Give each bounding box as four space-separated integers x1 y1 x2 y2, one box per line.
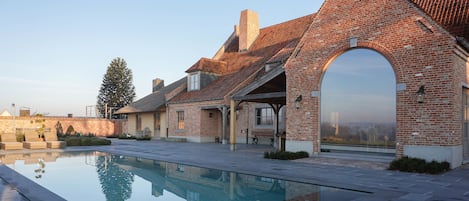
3 151 369 201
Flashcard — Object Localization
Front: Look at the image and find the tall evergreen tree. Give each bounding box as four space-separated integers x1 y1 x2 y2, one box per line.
97 57 136 118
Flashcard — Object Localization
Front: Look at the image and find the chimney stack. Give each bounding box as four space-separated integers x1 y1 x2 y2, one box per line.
153 78 164 92
239 9 259 51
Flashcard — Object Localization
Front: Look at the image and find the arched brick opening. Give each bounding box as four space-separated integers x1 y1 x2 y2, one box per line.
319 45 398 156
284 0 465 168
319 43 403 83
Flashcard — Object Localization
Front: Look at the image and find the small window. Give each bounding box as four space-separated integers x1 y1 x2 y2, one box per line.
188 73 200 91
177 111 185 130
255 107 273 126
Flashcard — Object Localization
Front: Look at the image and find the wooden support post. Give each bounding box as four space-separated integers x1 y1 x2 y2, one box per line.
269 103 283 150
230 99 237 151
222 106 227 144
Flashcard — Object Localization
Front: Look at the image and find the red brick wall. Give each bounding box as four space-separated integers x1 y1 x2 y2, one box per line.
284 0 466 156
200 109 221 138
168 100 224 141
0 116 125 136
168 101 258 143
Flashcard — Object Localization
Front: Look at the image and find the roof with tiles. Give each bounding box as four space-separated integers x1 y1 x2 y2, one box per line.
411 0 469 41
266 39 301 65
170 14 315 104
115 77 186 114
185 57 227 74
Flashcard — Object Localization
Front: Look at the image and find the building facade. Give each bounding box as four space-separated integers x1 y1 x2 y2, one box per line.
167 10 312 146
121 0 469 168
284 0 469 167
116 78 186 138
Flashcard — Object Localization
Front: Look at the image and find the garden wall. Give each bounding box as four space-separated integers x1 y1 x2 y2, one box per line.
0 116 127 136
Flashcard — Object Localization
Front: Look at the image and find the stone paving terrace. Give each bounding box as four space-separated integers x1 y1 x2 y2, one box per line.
1 139 469 201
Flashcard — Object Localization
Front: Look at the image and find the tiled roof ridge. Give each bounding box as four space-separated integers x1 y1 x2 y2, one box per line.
169 10 316 104
266 39 302 65
411 0 469 40
116 77 187 113
185 57 228 74
213 13 316 60
259 13 316 32
221 13 316 73
221 14 316 98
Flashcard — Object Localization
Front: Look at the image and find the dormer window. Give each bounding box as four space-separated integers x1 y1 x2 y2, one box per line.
188 72 200 91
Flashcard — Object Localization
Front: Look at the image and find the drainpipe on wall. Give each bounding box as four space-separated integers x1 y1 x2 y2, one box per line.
166 103 169 139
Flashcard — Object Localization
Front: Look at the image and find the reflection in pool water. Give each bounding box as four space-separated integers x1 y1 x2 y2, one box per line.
3 151 369 201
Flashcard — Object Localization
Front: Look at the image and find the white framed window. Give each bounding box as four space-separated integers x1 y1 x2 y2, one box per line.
177 111 185 130
188 72 200 91
255 107 273 127
254 106 285 129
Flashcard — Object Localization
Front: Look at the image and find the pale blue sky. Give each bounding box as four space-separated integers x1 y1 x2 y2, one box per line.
0 1 323 116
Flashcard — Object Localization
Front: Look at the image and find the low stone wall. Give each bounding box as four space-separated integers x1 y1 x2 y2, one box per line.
0 116 127 137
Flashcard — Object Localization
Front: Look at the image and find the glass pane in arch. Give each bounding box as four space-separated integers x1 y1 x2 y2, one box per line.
320 48 396 153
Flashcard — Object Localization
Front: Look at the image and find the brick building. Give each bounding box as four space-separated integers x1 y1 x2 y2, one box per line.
115 78 186 138
121 0 468 168
283 0 469 168
166 10 314 144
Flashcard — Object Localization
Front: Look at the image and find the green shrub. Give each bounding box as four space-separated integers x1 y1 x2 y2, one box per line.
81 137 91 145
16 133 25 142
98 138 111 145
64 137 81 146
388 156 450 174
106 134 119 138
427 161 450 174
60 136 111 146
136 136 152 141
65 125 75 135
264 151 309 160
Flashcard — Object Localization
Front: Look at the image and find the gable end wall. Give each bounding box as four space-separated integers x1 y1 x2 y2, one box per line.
284 0 465 166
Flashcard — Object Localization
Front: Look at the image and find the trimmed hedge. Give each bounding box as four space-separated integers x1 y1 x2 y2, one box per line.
388 156 450 174
60 136 111 146
112 133 136 140
136 136 152 141
264 151 309 160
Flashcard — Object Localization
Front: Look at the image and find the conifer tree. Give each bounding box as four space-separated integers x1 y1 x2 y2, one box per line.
97 57 136 118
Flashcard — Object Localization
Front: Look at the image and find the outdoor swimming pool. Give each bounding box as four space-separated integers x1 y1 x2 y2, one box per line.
2 151 369 201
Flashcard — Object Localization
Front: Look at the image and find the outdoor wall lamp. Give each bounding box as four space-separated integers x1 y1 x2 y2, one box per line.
416 85 425 103
295 95 303 109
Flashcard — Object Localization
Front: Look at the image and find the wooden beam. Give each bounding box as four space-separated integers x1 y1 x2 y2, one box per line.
233 67 285 97
232 91 286 101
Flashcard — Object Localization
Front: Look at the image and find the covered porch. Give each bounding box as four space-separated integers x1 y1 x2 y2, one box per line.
231 66 287 151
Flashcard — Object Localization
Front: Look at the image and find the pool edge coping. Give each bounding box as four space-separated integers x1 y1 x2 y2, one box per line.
0 165 66 201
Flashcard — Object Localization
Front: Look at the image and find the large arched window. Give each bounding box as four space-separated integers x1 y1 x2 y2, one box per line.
320 48 396 153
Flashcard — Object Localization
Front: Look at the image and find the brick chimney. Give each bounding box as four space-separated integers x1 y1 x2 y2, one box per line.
152 78 164 92
239 9 259 51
